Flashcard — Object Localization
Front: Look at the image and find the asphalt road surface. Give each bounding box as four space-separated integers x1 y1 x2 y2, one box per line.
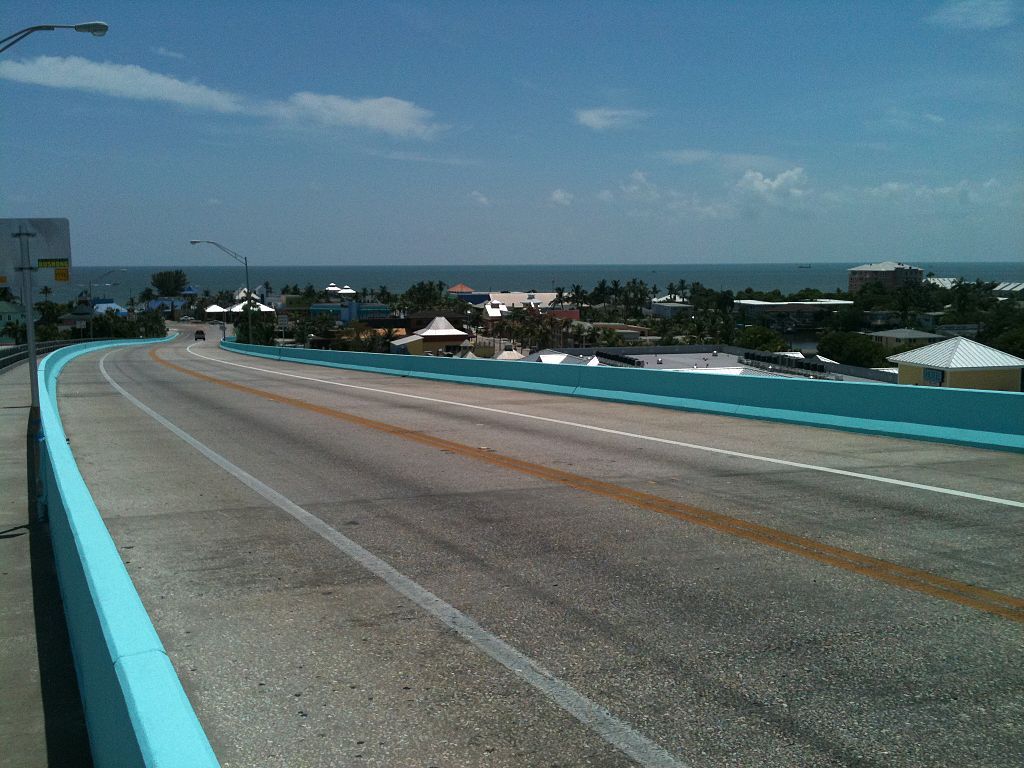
55 330 1024 767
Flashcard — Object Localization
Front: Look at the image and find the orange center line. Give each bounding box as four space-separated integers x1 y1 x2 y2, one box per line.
147 347 1024 623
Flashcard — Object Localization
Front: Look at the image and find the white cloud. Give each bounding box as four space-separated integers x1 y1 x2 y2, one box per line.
864 177 1012 207
927 0 1014 29
660 148 787 172
153 47 185 60
659 149 715 164
0 55 445 140
364 149 478 166
620 170 661 202
469 190 491 207
735 167 809 206
575 107 649 131
596 189 614 202
870 108 949 132
549 188 574 206
267 92 443 139
0 55 243 112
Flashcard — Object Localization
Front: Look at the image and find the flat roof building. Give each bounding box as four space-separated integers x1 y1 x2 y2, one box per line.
868 327 944 350
848 261 923 292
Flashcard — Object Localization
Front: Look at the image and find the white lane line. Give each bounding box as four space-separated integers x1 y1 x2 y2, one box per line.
183 345 1024 510
100 352 685 768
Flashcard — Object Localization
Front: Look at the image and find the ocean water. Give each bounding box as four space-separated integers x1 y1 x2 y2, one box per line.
44 261 1024 305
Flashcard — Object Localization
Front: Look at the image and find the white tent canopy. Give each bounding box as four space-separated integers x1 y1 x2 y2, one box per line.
234 286 263 301
415 316 469 338
326 282 357 297
228 301 275 313
203 304 227 313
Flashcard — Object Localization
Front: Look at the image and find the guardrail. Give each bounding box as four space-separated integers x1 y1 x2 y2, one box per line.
220 340 1024 453
38 336 219 768
0 338 116 373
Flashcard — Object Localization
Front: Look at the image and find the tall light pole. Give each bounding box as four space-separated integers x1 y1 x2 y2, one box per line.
190 240 253 344
0 21 108 54
87 268 126 339
3 20 108 520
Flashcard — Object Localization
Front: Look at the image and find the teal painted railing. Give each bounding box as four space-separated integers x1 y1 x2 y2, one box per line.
220 341 1024 453
38 336 219 768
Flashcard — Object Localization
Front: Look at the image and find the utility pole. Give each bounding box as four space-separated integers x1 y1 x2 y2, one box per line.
13 226 43 520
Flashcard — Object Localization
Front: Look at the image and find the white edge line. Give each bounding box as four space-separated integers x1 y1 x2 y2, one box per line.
184 344 1024 511
99 352 686 768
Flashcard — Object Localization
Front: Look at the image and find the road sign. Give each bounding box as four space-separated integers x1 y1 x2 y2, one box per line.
0 218 72 292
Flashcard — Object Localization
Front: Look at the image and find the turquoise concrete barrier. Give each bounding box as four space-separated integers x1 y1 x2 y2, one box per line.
38 336 219 768
221 341 1024 452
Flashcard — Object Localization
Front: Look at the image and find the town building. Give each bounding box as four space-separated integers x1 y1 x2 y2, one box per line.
390 316 471 356
520 348 599 366
0 300 28 342
887 337 1024 391
868 328 944 350
993 282 1024 301
734 298 853 331
848 261 924 292
648 294 694 319
308 300 390 325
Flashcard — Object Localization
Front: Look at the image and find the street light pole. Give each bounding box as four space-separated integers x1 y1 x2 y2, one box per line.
190 240 253 344
2 20 108 521
87 268 126 339
12 227 42 519
0 21 108 54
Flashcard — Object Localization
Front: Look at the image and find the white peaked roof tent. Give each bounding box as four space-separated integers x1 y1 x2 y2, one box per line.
326 283 357 297
415 316 469 338
228 301 275 312
234 286 262 300
203 304 227 313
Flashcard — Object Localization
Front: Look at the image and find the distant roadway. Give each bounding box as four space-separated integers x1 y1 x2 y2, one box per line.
55 328 1024 767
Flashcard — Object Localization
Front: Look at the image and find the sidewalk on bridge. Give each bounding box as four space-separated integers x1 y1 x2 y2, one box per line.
0 363 92 767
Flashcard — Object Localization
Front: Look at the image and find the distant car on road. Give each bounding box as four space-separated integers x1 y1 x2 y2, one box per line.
194 330 206 341
180 315 193 322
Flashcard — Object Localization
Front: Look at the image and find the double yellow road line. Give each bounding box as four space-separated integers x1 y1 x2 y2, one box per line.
150 348 1024 623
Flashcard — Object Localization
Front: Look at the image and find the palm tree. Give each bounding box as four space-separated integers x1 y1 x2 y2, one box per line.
610 279 622 307
569 284 587 318
2 320 27 344
598 327 621 347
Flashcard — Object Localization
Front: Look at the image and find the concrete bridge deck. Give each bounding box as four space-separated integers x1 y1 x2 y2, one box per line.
15 330 1024 766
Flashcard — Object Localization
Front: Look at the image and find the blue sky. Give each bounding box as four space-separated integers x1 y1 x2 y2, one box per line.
1 1 1021 266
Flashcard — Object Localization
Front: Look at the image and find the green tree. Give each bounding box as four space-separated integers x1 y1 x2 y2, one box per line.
817 331 888 368
736 325 788 351
234 305 277 345
2 320 26 344
151 270 188 296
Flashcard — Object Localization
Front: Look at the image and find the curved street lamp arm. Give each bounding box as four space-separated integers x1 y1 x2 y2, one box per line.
0 21 108 54
189 239 246 267
0 29 42 53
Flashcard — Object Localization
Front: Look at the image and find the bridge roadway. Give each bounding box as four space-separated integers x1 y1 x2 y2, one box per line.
55 330 1023 767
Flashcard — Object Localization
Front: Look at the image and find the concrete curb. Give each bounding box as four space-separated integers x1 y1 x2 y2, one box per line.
221 341 1024 453
39 335 219 768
